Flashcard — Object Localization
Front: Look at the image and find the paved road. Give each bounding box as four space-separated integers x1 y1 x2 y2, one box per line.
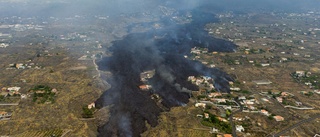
271 114 320 137
229 98 243 137
0 103 19 106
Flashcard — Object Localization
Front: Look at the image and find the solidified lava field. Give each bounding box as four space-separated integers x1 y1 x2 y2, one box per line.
95 8 237 137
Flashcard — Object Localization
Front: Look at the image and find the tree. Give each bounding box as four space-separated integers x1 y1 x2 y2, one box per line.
82 106 95 118
226 109 231 117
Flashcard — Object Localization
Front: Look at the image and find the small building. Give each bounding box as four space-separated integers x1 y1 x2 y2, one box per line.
261 98 270 102
230 87 241 91
281 92 289 97
139 85 152 91
215 98 226 103
260 109 269 116
140 70 155 81
51 88 58 93
223 134 233 137
210 127 219 133
273 115 284 121
0 43 9 48
21 94 27 99
295 101 302 106
15 63 25 69
281 58 288 61
208 92 222 98
314 90 320 94
244 100 254 105
7 87 21 92
88 102 95 109
236 125 245 132
305 55 311 58
204 113 209 119
195 103 206 108
253 80 272 85
276 97 283 103
233 117 244 121
0 111 11 118
295 71 305 77
238 96 246 100
223 106 232 110
218 117 228 122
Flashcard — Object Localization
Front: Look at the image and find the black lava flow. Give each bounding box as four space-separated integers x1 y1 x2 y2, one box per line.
95 9 237 137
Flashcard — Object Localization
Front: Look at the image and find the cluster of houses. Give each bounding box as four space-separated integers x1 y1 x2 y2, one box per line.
0 86 27 99
189 47 216 68
238 95 285 122
260 109 284 121
199 111 245 135
139 70 155 91
293 71 309 77
0 43 9 48
190 47 208 54
188 76 215 90
7 63 41 70
275 92 295 104
292 70 320 91
0 111 12 120
60 32 88 41
0 23 44 32
210 125 244 135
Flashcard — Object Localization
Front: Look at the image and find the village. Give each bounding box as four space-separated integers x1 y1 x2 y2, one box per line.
0 85 59 120
183 9 320 137
0 1 319 136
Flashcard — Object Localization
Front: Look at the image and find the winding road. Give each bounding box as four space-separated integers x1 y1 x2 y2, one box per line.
229 98 244 137
271 114 320 137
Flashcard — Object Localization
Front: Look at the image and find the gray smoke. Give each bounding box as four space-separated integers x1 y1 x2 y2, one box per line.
119 113 133 137
158 65 175 84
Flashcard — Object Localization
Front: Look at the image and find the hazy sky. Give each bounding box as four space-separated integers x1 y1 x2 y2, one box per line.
0 0 319 18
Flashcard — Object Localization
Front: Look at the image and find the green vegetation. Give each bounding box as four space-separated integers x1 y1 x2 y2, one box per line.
31 85 56 104
202 111 232 133
249 48 265 54
197 95 207 100
82 106 95 118
301 91 314 97
233 80 242 87
291 72 320 89
218 101 236 106
205 105 212 110
0 95 5 101
224 59 235 65
241 90 251 94
268 115 274 120
0 94 20 103
282 99 295 106
225 109 231 117
234 89 251 94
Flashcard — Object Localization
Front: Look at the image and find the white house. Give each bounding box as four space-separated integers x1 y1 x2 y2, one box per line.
88 102 95 109
236 125 245 132
195 103 206 108
21 94 27 99
210 127 219 133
